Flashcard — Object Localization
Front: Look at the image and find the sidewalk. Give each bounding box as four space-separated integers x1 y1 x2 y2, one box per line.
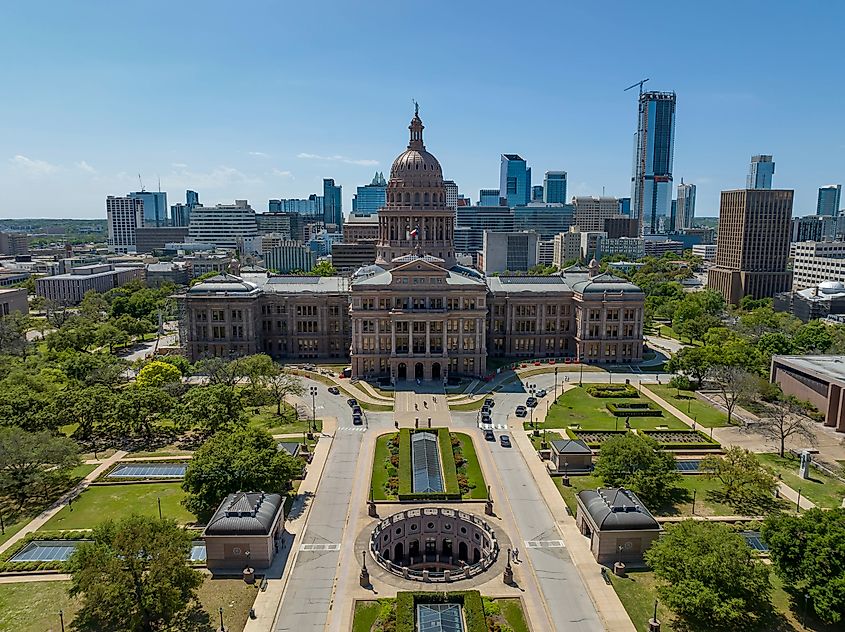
512 430 637 632
243 417 337 631
0 450 128 556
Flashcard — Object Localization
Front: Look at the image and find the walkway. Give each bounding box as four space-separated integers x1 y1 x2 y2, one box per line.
0 450 128 556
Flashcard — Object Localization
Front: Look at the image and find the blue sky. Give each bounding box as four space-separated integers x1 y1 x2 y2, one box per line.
2 1 843 219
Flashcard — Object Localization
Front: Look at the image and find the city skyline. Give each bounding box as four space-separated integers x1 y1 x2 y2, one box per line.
1 1 844 219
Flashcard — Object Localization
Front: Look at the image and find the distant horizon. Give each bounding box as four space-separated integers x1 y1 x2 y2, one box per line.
1 1 843 220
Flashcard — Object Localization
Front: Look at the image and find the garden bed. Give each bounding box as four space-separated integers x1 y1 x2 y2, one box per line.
565 428 628 447
640 429 720 450
586 384 638 398
606 401 661 417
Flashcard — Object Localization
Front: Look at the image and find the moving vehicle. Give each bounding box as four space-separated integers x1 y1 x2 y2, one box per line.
484 429 495 441
499 435 511 447
526 397 538 408
515 405 527 417
536 389 547 398
328 386 340 395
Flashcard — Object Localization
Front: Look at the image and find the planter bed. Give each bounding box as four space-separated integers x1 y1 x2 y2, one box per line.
640 429 720 449
606 402 662 417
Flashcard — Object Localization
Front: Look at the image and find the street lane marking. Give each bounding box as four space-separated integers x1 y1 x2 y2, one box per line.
524 540 565 549
337 426 367 432
300 543 341 552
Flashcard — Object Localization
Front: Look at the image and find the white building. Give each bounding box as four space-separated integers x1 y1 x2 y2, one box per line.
481 231 539 274
444 180 459 210
107 196 144 254
676 180 696 229
572 196 622 232
553 230 583 267
597 236 645 260
792 241 845 289
188 200 261 255
537 240 555 265
692 243 717 261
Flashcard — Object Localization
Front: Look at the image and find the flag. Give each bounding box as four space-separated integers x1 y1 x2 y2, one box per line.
409 227 419 238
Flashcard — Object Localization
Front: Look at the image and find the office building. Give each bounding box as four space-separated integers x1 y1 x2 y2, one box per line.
481 231 539 274
0 288 28 316
631 91 676 234
618 197 631 216
187 200 261 255
572 196 622 232
171 190 200 227
145 262 190 287
791 215 840 242
106 195 144 254
269 195 324 218
323 178 343 227
676 180 696 229
454 206 515 259
444 180 459 210
747 155 775 189
817 184 842 217
774 282 845 323
129 190 168 228
479 189 501 206
513 203 574 240
255 213 293 239
708 189 793 304
771 355 845 433
543 171 567 204
500 154 531 207
643 238 684 258
603 217 640 239
553 231 583 267
596 236 645 260
352 172 387 215
330 243 377 271
262 242 316 273
578 231 607 261
135 227 189 254
36 264 144 305
0 232 28 256
537 240 555 265
531 185 544 202
343 214 380 244
791 241 845 289
692 243 717 261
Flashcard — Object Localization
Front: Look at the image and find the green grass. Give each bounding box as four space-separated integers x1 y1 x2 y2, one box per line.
371 433 398 501
40 482 196 530
529 430 563 450
352 600 383 632
448 398 487 411
248 402 322 434
647 385 729 428
453 432 488 499
289 371 393 411
497 598 530 632
658 324 703 346
756 453 845 509
0 577 257 632
538 386 689 431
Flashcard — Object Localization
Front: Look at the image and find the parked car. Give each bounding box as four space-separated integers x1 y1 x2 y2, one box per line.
515 405 527 417
328 386 340 395
485 398 495 407
526 397 538 408
352 405 362 415
499 435 511 447
481 413 492 425
536 389 547 398
347 398 358 408
481 405 491 416
484 429 495 441
352 414 363 425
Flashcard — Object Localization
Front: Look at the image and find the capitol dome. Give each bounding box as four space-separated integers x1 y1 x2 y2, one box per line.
385 106 446 207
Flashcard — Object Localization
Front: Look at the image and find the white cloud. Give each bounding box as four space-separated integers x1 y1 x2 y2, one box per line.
249 151 271 158
271 168 293 178
76 160 97 174
297 152 378 166
10 154 59 176
164 165 262 190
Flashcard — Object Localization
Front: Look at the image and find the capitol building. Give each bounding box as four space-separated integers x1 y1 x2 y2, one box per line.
182 110 646 380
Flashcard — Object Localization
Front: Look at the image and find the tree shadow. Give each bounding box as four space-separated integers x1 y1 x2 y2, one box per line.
704 488 780 516
171 602 216 632
286 490 313 521
653 485 692 516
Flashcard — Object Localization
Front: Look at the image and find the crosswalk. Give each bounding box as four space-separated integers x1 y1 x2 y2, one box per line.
524 540 565 549
478 423 508 430
299 543 341 552
337 426 367 432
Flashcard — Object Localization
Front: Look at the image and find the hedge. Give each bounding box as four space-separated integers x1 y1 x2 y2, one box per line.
437 428 460 496
0 530 93 573
586 384 638 398
398 428 412 496
395 591 486 632
606 402 662 417
397 428 462 501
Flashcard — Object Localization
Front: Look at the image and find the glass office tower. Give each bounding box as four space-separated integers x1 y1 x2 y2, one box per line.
323 178 343 226
817 184 842 216
676 180 697 229
747 155 775 189
543 171 567 203
631 91 676 234
129 190 168 227
351 172 387 215
499 154 531 207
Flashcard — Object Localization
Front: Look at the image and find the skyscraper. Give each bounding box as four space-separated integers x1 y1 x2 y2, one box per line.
631 91 676 234
106 196 144 253
129 190 168 227
499 154 531 207
817 184 842 216
171 190 200 227
531 185 544 202
443 180 459 210
351 172 387 216
676 180 696 230
707 189 793 304
323 178 343 227
543 171 567 203
747 155 775 189
479 189 501 206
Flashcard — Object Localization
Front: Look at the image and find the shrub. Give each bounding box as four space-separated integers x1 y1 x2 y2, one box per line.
586 384 638 398
398 429 412 496
668 375 693 391
605 402 662 417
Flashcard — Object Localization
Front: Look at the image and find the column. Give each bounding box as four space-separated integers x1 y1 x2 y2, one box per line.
391 323 397 357
425 320 431 356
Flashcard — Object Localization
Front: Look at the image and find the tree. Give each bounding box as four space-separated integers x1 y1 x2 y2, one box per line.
78 291 109 323
701 446 777 511
57 350 128 387
645 520 771 629
137 360 182 389
265 372 304 416
179 384 246 434
706 364 757 425
46 316 99 352
110 386 174 443
52 385 115 442
0 371 63 431
763 509 845 625
68 514 203 632
757 331 795 359
793 320 833 354
236 353 278 399
194 356 239 388
182 426 300 520
593 433 680 507
95 322 128 353
309 260 337 276
759 397 816 457
665 346 713 389
0 427 79 507
155 354 191 376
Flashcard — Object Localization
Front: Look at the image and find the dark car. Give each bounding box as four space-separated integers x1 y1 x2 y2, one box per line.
347 398 358 408
328 386 340 395
480 413 492 425
352 414 363 425
499 435 511 447
536 389 547 398
485 398 495 408
484 429 495 441
515 405 527 417
526 397 538 408
481 405 491 416
352 405 362 415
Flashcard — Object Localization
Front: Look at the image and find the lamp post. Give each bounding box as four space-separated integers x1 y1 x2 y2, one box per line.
796 488 802 514
554 367 558 402
0 510 4 535
157 497 162 520
309 386 318 439
562 459 570 487
802 593 809 629
59 610 65 632
218 606 226 632
691 490 696 515
579 361 584 387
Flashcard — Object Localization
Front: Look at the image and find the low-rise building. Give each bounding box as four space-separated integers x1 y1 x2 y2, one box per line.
262 242 316 274
135 227 189 254
549 439 592 474
145 262 190 286
575 487 661 565
343 215 380 244
643 238 684 258
791 241 845 289
330 243 377 272
773 281 845 322
596 236 644 260
691 243 717 261
36 264 144 305
771 355 845 433
0 288 28 316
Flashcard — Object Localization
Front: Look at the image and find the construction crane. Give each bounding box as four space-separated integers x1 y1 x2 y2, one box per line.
625 78 649 234
137 173 146 192
624 77 649 96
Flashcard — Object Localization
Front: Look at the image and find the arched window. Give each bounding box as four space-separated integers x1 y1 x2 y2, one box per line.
423 192 429 204
404 192 411 203
414 192 420 205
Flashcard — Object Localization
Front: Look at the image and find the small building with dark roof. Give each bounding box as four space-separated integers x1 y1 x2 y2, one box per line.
549 438 592 474
202 491 285 572
575 487 661 565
